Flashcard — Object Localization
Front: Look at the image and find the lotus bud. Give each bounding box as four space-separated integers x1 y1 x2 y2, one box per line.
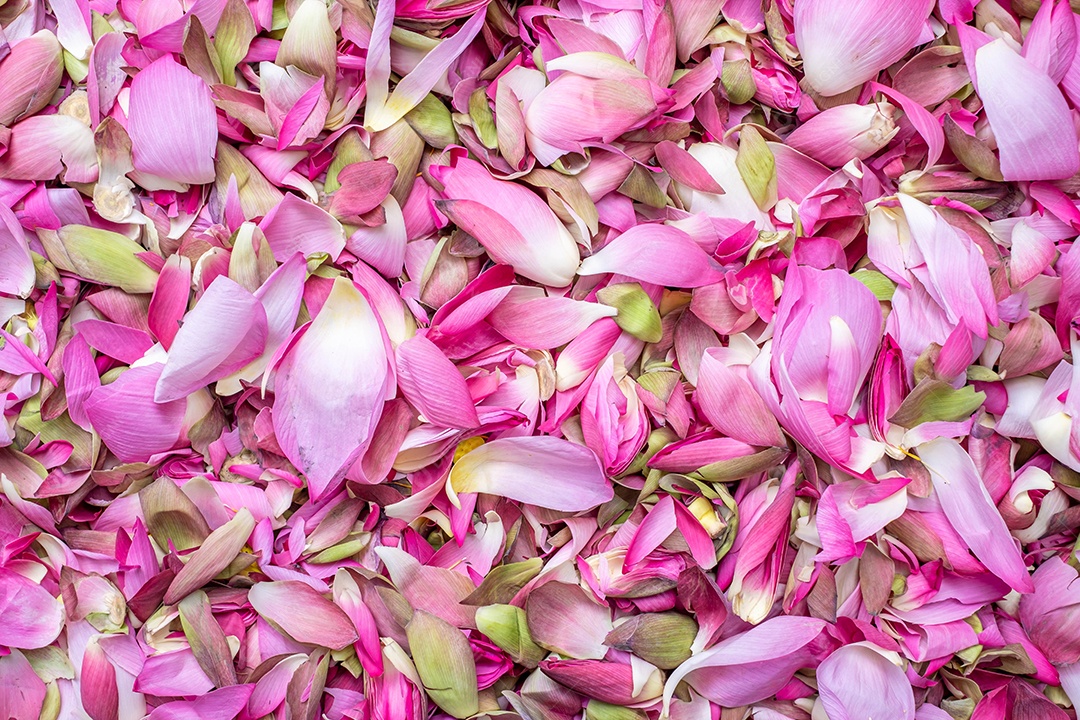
475 604 547 668
786 102 898 166
0 31 65 126
406 610 479 718
604 613 697 669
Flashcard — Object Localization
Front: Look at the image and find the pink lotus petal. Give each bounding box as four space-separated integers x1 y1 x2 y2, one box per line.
795 0 934 96
272 277 391 500
0 650 46 720
578 224 723 287
450 436 612 511
919 437 1034 593
258 192 347 262
975 39 1080 181
248 580 359 649
84 364 188 463
128 55 217 185
0 566 63 649
155 276 268 402
396 333 479 429
435 157 580 287
817 643 915 720
664 616 826 707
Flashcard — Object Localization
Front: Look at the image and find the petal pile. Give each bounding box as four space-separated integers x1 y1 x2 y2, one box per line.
4 0 1080 718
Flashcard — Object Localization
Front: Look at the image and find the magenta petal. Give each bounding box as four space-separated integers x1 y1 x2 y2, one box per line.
396 333 479 429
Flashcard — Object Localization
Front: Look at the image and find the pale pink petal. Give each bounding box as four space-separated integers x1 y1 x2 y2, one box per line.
817 644 915 720
0 566 64 649
488 286 618 349
794 0 934 95
449 436 612 511
0 650 46 720
258 192 347 262
975 39 1080 181
128 55 217 185
272 277 390 501
435 157 580 287
919 437 1034 593
663 616 826 708
155 277 268 402
0 192 34 299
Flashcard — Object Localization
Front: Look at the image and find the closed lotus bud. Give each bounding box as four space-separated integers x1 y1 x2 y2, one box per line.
0 31 64 126
785 102 898 167
604 613 697 669
476 604 547 668
580 356 650 476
